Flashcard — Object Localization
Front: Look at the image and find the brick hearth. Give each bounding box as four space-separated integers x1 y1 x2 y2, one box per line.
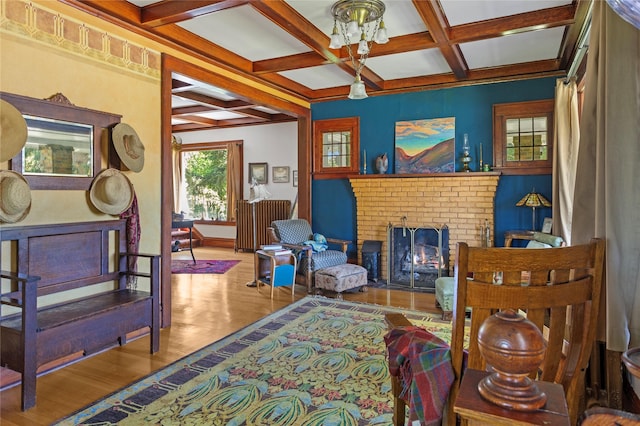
349 173 500 279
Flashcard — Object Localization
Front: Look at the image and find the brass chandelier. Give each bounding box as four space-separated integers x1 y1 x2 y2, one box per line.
328 0 389 99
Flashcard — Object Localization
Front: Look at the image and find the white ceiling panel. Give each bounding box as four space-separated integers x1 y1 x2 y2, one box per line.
461 27 566 69
366 48 452 80
177 5 311 61
441 0 573 26
286 0 428 39
279 64 355 90
198 111 246 120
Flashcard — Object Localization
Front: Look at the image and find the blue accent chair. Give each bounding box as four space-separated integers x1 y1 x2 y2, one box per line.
268 219 350 293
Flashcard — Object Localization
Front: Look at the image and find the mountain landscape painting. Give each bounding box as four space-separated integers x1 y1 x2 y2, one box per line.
395 117 455 174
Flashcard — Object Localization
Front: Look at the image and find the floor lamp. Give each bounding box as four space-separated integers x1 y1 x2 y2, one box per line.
246 180 270 287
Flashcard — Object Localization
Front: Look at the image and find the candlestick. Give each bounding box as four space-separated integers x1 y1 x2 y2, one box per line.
363 149 367 174
479 143 483 170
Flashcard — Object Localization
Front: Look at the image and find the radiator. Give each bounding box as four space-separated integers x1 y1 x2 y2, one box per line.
236 199 291 251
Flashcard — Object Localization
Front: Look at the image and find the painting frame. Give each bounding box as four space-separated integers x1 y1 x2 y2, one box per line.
292 170 298 187
394 117 455 174
249 162 268 184
272 166 290 183
541 217 553 234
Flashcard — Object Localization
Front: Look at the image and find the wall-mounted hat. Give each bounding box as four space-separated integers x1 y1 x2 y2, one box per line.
0 170 31 223
89 168 134 215
0 99 28 162
112 123 145 172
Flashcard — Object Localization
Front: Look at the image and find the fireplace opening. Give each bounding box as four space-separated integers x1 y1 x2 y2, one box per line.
387 224 449 291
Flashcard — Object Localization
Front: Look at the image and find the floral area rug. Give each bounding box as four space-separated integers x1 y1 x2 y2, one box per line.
55 297 459 425
171 259 240 274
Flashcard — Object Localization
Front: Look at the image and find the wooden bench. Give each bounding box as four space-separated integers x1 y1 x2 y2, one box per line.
0 220 160 410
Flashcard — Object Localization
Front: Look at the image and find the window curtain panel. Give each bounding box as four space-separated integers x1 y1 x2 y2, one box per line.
171 135 183 214
552 78 580 245
226 141 241 221
571 1 640 351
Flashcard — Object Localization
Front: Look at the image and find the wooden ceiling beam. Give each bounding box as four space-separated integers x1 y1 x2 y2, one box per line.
140 0 248 27
557 0 592 70
450 4 576 43
251 0 384 90
412 0 467 79
172 105 213 115
253 32 437 74
175 115 222 126
250 0 340 63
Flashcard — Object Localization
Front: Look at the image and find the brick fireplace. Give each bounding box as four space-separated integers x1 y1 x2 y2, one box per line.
349 173 500 281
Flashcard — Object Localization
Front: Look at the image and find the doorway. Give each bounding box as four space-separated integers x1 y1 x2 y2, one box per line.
160 54 311 326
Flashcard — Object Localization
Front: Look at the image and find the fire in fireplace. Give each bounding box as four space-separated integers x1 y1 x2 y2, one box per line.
387 224 449 291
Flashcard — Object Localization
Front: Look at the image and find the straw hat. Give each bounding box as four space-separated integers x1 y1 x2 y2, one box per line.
89 168 134 215
0 99 28 162
0 170 31 223
112 123 145 172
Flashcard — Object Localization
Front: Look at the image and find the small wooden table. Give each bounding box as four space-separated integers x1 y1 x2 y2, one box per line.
453 369 570 426
172 219 196 264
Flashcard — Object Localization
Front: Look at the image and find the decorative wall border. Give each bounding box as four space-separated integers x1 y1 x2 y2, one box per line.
1 0 160 80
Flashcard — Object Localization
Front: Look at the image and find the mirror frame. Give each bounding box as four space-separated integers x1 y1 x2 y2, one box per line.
0 91 121 190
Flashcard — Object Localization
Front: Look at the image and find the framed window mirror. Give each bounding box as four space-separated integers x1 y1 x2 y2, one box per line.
0 92 121 190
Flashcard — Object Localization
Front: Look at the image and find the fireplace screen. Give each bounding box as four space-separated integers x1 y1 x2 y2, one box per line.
387 224 449 290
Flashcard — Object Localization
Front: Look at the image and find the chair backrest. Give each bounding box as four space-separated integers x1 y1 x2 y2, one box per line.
271 219 313 244
448 239 605 425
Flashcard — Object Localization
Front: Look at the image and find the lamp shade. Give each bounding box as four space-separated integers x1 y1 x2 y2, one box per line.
516 190 551 208
348 76 368 99
516 189 551 231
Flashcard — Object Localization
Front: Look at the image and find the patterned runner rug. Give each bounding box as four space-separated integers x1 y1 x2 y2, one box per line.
55 296 456 425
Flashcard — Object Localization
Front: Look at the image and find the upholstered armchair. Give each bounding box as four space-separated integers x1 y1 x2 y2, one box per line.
268 219 350 293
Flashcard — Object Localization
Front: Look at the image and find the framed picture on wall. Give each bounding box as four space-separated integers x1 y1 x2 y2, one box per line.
272 166 290 183
249 162 268 184
293 170 298 187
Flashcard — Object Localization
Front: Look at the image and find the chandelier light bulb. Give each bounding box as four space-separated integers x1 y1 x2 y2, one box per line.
357 32 369 55
346 20 359 37
376 20 389 44
329 22 342 49
348 75 368 100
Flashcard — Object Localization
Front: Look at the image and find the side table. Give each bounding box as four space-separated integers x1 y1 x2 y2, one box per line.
255 250 297 299
453 369 570 426
172 219 196 264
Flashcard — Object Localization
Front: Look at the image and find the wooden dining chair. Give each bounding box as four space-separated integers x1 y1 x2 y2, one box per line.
447 238 605 426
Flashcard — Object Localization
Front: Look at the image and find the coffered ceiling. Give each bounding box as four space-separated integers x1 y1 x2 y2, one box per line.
62 0 592 132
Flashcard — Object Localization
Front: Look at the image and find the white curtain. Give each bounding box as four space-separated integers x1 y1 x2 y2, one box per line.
552 78 580 245
571 1 640 351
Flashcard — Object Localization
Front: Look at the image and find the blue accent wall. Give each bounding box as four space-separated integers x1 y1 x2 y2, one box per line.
311 77 555 256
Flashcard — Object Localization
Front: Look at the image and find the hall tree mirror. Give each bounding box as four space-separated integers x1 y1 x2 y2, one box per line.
0 91 121 190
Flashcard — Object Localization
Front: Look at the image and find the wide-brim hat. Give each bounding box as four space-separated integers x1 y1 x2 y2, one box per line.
0 170 31 223
1 99 28 162
89 168 134 215
112 123 145 172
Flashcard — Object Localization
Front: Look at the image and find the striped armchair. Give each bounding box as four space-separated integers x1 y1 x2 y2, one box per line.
268 219 349 293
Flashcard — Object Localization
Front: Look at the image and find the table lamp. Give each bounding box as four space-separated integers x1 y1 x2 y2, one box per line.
516 189 551 231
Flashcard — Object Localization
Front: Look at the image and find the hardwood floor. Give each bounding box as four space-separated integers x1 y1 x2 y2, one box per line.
0 247 440 425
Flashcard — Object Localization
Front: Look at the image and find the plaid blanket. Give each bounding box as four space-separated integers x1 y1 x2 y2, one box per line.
385 326 455 425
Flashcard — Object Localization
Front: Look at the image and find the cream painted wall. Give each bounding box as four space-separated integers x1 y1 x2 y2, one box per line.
0 33 162 255
176 122 298 239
